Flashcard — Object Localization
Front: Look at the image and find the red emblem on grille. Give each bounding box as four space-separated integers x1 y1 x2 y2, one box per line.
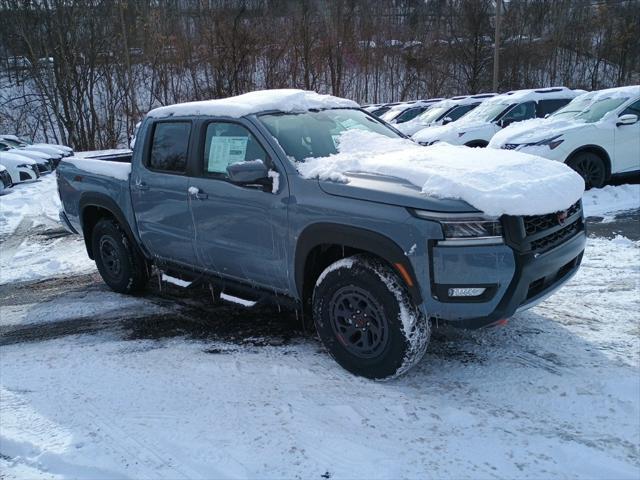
557 210 568 225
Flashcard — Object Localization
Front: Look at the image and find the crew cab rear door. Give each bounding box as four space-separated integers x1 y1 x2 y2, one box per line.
130 120 196 265
186 118 290 291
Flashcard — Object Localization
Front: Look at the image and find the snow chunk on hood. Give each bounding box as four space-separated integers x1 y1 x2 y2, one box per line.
63 158 131 181
147 89 359 119
298 130 585 217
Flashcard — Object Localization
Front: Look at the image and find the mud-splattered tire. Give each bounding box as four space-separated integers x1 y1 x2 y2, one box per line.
92 218 148 294
312 255 431 379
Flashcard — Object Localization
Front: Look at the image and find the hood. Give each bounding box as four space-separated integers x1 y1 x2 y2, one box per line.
0 151 37 166
412 120 491 143
490 119 589 148
317 171 480 213
8 149 50 161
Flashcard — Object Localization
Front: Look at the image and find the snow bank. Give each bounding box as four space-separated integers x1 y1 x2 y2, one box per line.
298 130 585 216
147 89 359 119
583 184 640 220
63 157 131 181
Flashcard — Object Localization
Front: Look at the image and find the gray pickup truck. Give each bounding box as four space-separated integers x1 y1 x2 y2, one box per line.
57 91 586 379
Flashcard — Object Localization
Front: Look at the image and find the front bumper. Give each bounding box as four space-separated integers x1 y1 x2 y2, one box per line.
425 201 586 328
441 231 586 328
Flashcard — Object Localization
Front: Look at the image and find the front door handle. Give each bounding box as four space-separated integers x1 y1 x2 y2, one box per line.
134 178 150 190
188 186 208 200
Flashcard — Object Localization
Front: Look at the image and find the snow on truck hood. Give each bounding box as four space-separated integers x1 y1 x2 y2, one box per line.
298 130 584 217
147 89 359 118
412 120 492 143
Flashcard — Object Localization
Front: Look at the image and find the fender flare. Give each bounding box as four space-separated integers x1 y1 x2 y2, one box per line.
294 222 423 305
78 192 145 260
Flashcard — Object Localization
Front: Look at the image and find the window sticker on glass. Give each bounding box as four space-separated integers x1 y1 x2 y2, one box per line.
208 136 248 173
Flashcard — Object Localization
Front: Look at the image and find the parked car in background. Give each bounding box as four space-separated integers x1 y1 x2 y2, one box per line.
0 140 57 173
369 102 402 117
379 98 444 124
0 152 40 183
488 85 640 188
0 135 72 164
412 87 581 147
396 94 498 136
0 164 13 194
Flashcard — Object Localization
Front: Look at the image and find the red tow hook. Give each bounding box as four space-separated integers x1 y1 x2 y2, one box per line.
494 318 509 327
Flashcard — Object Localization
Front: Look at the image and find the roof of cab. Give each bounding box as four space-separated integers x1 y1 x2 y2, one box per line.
147 89 359 119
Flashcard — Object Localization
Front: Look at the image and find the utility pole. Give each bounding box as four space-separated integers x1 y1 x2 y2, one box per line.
493 0 502 92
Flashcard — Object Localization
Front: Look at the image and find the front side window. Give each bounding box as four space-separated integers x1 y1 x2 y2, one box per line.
620 100 640 117
149 122 190 173
394 106 428 123
501 101 536 123
260 108 399 162
447 103 478 121
203 122 269 175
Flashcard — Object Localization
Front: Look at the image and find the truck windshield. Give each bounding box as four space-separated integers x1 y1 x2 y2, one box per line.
259 109 400 162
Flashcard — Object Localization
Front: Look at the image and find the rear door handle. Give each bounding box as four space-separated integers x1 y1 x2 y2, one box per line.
188 186 208 200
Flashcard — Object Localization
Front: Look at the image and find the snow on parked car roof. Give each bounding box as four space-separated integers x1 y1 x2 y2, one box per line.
147 89 360 119
482 86 579 105
297 130 584 217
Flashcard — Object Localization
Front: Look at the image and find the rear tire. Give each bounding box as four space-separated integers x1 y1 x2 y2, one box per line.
567 152 607 189
92 218 148 294
312 255 430 379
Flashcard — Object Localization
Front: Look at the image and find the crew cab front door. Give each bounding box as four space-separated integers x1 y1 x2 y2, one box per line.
187 120 289 291
131 120 195 265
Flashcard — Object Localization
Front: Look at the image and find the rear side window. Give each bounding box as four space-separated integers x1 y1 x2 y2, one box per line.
148 122 190 173
537 99 571 117
203 122 269 176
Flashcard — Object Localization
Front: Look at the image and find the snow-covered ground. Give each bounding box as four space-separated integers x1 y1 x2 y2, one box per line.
1 167 639 479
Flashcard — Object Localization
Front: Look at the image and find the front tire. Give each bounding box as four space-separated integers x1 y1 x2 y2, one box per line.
92 218 148 294
567 152 607 189
312 255 430 379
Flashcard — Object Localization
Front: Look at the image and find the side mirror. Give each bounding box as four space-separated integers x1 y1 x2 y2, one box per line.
442 116 453 125
226 160 270 186
617 113 638 126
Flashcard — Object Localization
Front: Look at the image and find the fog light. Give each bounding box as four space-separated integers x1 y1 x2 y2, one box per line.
448 287 486 297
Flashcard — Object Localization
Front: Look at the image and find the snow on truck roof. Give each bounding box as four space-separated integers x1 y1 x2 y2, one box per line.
147 89 360 119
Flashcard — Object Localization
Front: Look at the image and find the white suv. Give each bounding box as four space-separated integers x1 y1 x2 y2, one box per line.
488 86 640 189
395 94 497 136
412 87 580 147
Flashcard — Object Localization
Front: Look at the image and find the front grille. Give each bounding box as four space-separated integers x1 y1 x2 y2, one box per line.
502 200 583 254
502 143 519 150
524 201 581 236
36 163 48 173
530 220 580 251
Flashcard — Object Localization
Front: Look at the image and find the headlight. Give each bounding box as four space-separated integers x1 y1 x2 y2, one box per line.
529 135 564 150
412 210 504 244
440 219 503 238
17 163 32 168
